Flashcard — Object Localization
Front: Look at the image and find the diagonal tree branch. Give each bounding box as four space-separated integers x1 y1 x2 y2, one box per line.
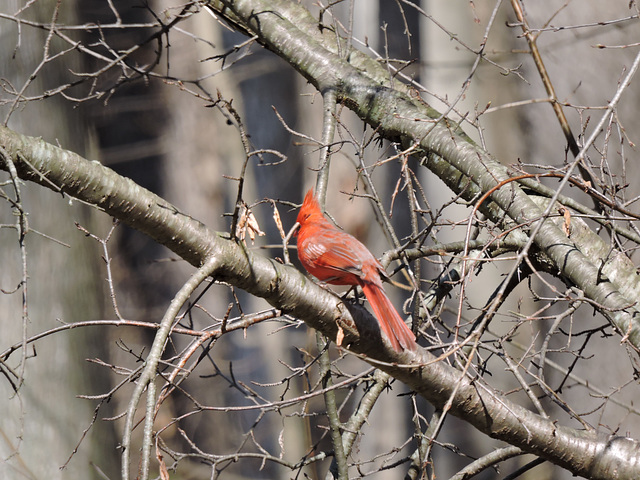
1 120 640 478
207 0 640 349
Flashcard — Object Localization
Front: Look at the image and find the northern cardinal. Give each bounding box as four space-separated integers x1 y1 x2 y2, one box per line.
296 189 417 352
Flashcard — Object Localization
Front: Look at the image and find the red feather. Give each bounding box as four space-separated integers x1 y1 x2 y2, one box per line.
296 189 416 352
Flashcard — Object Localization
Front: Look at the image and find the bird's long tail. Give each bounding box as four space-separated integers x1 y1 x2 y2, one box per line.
361 282 417 352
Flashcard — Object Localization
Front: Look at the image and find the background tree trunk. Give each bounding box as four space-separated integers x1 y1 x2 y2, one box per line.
0 1 117 479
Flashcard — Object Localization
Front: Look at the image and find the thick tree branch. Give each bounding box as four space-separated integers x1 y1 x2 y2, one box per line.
2 124 640 478
208 0 640 350
0 125 384 355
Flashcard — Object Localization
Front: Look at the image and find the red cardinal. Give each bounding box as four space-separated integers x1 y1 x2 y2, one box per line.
296 189 417 352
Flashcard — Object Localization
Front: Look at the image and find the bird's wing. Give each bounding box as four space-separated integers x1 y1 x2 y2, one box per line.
299 228 377 281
